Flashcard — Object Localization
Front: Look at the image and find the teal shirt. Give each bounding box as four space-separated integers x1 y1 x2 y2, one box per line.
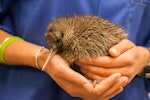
0 0 150 100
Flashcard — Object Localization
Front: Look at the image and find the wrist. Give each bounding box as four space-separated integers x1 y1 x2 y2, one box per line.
3 39 47 68
37 48 50 70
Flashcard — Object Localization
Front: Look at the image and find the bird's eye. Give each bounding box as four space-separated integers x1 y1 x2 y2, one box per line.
48 29 53 33
56 39 61 43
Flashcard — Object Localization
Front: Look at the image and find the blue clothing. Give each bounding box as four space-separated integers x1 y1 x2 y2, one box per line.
0 0 150 100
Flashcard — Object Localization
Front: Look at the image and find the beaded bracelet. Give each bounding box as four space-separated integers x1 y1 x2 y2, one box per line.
0 36 23 64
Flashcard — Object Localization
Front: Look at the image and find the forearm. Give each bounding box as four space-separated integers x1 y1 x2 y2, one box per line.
0 30 49 68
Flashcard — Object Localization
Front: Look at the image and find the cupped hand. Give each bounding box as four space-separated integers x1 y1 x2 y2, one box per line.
76 39 149 83
42 54 128 100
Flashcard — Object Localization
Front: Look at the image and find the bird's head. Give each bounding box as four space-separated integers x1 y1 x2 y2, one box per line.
45 17 76 53
45 27 64 53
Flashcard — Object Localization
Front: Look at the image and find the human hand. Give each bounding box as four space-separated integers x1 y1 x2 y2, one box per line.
39 52 127 100
76 39 149 84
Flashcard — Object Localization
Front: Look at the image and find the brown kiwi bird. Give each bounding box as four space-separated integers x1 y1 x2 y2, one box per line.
45 15 127 86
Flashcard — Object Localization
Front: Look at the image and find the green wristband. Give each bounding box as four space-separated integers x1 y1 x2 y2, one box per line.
0 36 23 64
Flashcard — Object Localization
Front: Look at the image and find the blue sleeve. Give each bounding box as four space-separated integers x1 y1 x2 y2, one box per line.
0 0 13 34
145 78 150 92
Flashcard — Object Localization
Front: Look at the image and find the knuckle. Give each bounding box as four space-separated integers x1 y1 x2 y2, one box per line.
125 57 134 65
128 70 134 75
103 57 111 64
123 68 134 78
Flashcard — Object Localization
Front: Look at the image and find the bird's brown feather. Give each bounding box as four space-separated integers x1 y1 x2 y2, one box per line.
45 15 127 65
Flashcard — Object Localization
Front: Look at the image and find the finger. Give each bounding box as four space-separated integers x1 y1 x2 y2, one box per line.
109 39 135 57
80 64 132 80
78 60 134 80
80 66 110 79
101 76 128 98
76 56 125 68
85 73 121 95
80 67 107 80
105 87 123 99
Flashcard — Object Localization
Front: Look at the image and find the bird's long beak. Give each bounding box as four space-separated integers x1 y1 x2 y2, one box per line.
41 48 57 71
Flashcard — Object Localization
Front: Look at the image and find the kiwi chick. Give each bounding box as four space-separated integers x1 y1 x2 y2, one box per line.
45 15 127 87
45 15 127 65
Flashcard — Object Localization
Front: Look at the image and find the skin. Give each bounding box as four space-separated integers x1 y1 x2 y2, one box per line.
76 39 150 84
0 30 128 100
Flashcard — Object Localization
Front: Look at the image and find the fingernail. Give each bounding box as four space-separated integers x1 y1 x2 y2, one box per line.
111 48 118 55
114 73 122 77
